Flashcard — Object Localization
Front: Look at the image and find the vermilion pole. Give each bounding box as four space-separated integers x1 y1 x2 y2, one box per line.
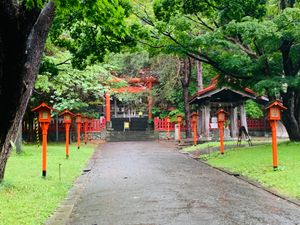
41 123 49 177
193 122 197 145
105 93 111 123
178 122 181 143
219 122 225 154
65 123 70 158
271 121 278 169
77 123 81 149
84 121 87 144
148 82 153 120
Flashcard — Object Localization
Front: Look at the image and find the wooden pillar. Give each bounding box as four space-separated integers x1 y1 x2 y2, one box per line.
148 82 153 120
197 108 202 137
240 103 248 132
230 107 238 138
204 104 211 138
200 106 205 135
105 93 111 122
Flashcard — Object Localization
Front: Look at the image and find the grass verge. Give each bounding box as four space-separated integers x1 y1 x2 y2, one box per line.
0 143 95 225
202 142 300 199
182 138 274 152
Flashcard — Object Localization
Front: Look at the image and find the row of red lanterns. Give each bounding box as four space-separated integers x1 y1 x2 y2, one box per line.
31 102 96 177
165 100 286 170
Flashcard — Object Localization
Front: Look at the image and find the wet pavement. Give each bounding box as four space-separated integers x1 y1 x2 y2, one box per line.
65 142 300 225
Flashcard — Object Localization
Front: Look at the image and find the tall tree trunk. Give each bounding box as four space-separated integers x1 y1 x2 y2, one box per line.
196 59 203 91
278 0 294 10
279 0 287 10
180 58 192 138
0 1 56 181
281 89 300 141
16 123 22 154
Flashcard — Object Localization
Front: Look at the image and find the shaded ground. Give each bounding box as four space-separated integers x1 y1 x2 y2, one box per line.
65 142 300 225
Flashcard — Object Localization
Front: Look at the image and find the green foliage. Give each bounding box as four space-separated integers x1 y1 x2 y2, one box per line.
50 0 137 70
114 92 148 113
24 0 44 9
34 44 109 115
245 100 264 119
134 1 300 98
154 0 267 23
168 109 184 122
105 51 150 76
152 106 169 118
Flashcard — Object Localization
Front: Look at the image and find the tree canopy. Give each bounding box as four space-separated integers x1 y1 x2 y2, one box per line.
132 0 300 140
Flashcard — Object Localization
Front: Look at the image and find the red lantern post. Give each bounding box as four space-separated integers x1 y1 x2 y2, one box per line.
177 115 183 143
190 112 199 145
217 109 227 155
60 110 74 159
266 100 287 170
105 92 111 127
75 114 83 149
31 102 53 177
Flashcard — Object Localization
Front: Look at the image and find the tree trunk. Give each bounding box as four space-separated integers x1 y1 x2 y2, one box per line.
0 1 56 181
281 89 300 141
196 59 203 91
180 58 192 138
16 123 22 154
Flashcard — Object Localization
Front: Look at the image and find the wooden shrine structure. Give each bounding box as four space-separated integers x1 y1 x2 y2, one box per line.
189 77 269 139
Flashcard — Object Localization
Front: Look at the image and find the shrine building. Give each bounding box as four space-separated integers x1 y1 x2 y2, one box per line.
189 77 269 139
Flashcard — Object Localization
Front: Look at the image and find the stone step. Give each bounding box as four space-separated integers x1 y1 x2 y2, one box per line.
106 131 157 142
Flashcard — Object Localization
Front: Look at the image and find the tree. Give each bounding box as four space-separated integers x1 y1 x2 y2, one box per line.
135 0 300 141
0 0 136 182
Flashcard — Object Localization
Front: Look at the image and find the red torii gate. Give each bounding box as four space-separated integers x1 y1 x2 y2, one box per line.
105 76 158 125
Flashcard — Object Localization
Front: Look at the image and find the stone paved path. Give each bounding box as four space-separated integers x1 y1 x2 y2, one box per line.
65 142 300 225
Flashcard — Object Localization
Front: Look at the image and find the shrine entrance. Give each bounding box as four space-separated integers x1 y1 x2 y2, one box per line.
104 75 158 134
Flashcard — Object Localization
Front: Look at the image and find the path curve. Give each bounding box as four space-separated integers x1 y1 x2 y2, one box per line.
65 142 300 225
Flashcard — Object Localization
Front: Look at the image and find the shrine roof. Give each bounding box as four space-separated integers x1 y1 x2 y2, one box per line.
265 100 287 110
31 102 54 112
189 77 269 105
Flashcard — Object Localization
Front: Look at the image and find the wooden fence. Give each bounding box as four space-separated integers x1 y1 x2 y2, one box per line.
154 117 267 131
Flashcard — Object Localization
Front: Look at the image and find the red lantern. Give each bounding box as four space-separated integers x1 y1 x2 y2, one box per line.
190 112 199 145
74 113 83 149
177 114 183 143
31 102 53 177
217 109 226 123
60 110 74 158
266 100 287 170
166 116 171 140
216 109 228 155
266 100 286 121
177 114 183 124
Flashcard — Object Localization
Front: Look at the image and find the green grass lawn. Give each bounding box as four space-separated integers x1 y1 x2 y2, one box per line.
203 142 300 199
0 143 95 225
182 138 274 152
